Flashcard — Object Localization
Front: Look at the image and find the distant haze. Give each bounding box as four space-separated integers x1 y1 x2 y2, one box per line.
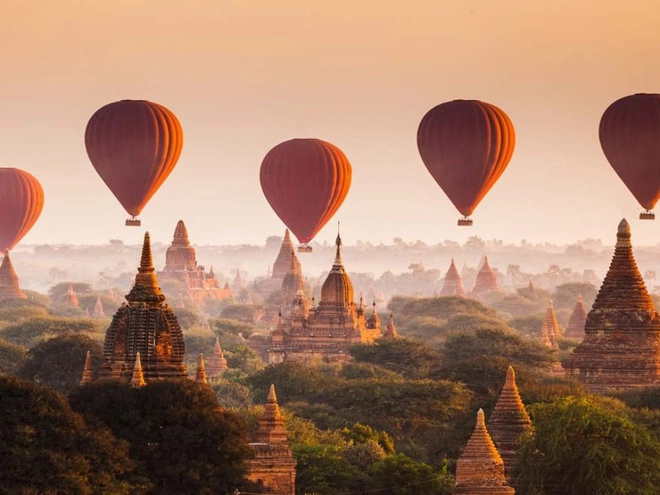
2 1 660 247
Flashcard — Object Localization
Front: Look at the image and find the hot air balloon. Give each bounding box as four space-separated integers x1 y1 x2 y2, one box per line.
85 99 183 226
260 139 352 252
417 100 515 226
0 168 44 253
599 93 660 220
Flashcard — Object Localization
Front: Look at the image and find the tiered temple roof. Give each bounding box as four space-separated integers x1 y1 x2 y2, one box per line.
206 338 228 378
564 295 587 339
79 350 94 386
540 301 559 349
271 230 300 280
268 233 381 363
0 252 26 300
453 409 515 494
471 257 499 297
194 353 208 386
487 367 532 484
565 219 660 391
441 258 467 297
247 385 296 495
98 232 187 383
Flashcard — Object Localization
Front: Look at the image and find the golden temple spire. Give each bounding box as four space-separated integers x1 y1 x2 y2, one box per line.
488 366 532 483
453 409 514 494
195 353 208 385
130 352 146 388
126 232 165 305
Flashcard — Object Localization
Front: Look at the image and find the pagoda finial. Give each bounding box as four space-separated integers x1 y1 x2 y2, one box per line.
616 218 631 247
127 232 165 305
195 353 208 385
79 350 94 385
173 220 190 246
130 352 146 387
267 383 278 404
334 222 343 266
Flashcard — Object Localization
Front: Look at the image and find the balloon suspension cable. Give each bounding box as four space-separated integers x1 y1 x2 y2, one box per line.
640 210 655 220
457 217 473 226
125 217 141 227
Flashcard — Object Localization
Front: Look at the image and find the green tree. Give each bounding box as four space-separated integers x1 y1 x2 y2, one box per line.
516 396 660 495
18 334 103 394
0 338 25 375
0 376 143 494
48 282 93 302
70 379 252 495
0 316 101 347
349 338 443 379
221 303 264 324
552 282 598 311
369 453 453 495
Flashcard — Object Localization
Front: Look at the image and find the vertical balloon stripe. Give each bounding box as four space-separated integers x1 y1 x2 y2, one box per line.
85 100 183 218
0 168 44 252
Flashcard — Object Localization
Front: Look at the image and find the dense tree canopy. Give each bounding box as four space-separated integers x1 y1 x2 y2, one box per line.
0 376 142 494
18 334 103 394
516 396 660 495
69 379 252 495
0 338 25 375
0 316 101 347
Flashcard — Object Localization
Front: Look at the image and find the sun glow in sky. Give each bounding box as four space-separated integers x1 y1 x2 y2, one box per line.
2 0 660 247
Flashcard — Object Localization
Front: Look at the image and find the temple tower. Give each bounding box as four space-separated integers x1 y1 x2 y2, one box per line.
206 338 228 378
271 230 300 281
163 220 196 272
453 409 515 494
79 350 94 386
382 313 399 339
92 296 105 318
247 385 296 495
194 353 208 386
0 252 26 300
472 257 499 296
540 301 559 349
440 258 467 296
98 232 187 383
64 284 79 307
487 366 532 485
565 219 660 391
564 295 587 339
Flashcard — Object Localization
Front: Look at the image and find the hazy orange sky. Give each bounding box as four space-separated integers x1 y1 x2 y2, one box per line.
2 0 660 247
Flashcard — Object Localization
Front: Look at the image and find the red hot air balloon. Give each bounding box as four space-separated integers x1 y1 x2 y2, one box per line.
417 100 516 226
0 168 44 253
260 139 352 252
599 93 660 220
85 100 183 226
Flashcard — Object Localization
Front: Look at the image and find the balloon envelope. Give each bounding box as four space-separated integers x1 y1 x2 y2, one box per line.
417 99 515 218
260 139 352 244
85 100 183 218
0 168 44 252
599 93 660 212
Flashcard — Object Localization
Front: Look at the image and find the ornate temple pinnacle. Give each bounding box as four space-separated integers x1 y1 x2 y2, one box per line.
617 218 631 247
267 383 278 404
173 220 190 246
195 353 208 385
127 232 166 305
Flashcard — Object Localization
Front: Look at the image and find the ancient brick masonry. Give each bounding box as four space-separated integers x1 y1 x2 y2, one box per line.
206 338 228 378
565 219 660 391
441 258 467 296
540 301 559 349
488 366 532 485
247 385 296 495
0 252 26 300
564 295 587 339
98 232 187 383
453 409 515 495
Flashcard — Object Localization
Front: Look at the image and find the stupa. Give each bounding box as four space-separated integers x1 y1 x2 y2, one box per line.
0 252 26 300
440 258 467 296
92 296 105 318
564 295 587 339
471 257 499 297
453 409 515 494
98 232 187 383
565 219 660 391
64 284 79 307
382 312 399 339
540 301 559 349
247 385 296 495
206 338 228 378
487 366 532 484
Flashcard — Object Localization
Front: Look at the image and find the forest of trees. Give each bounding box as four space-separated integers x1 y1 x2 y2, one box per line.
2 280 660 494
